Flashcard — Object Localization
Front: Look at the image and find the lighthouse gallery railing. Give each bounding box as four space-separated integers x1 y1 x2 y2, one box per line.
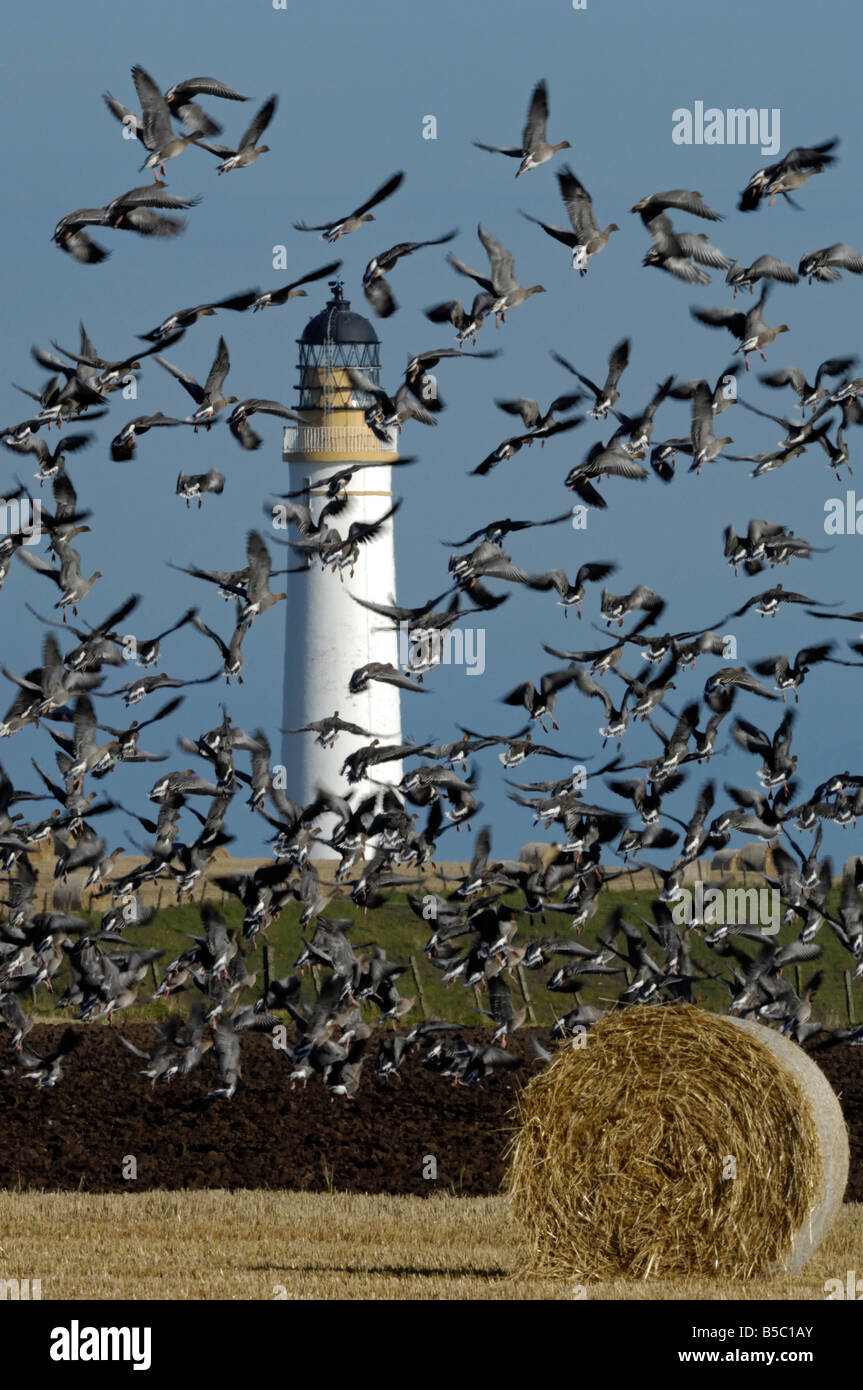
282 425 395 456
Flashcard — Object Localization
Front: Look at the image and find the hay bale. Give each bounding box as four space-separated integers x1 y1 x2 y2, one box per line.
507 1006 848 1281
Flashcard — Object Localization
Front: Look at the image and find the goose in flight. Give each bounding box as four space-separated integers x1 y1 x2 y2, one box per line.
288 500 402 579
362 231 457 317
641 212 731 284
447 224 545 326
53 183 200 262
154 336 237 430
293 171 404 242
105 72 247 142
110 412 186 462
691 287 789 370
176 468 225 507
139 289 265 343
283 712 385 749
17 540 101 620
473 79 571 178
130 65 207 178
526 561 617 619
3 428 94 487
228 399 309 452
551 338 630 418
631 188 722 222
196 94 279 174
738 139 838 211
346 367 437 440
798 243 863 284
424 292 496 346
236 260 343 313
725 254 798 296
521 167 618 275
759 356 856 412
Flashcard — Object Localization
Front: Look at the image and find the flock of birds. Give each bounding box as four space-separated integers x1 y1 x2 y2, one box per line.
2 71 863 1102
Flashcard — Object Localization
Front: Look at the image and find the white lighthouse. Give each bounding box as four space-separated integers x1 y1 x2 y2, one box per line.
281 282 404 850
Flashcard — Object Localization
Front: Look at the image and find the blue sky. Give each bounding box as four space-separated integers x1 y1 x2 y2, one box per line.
2 0 862 860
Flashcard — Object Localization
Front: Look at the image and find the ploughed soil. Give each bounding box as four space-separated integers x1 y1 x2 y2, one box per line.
1 1026 861 1198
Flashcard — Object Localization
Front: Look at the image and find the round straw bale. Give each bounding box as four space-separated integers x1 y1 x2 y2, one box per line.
507 1005 848 1281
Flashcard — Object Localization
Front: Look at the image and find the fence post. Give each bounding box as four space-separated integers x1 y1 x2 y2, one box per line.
517 965 537 1025
409 955 427 1019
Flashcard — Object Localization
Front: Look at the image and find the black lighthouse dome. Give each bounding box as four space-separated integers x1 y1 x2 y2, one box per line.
296 280 383 409
299 280 379 347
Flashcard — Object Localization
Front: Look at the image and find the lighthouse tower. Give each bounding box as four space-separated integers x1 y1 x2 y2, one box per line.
281 282 403 848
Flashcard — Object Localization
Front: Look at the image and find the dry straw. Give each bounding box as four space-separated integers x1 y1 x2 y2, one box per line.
506 1005 848 1282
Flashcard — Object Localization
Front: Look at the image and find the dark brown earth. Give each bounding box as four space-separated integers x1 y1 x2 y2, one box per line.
0 1026 860 1198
